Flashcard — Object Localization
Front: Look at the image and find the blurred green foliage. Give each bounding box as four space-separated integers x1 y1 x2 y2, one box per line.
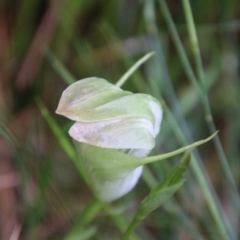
0 0 240 239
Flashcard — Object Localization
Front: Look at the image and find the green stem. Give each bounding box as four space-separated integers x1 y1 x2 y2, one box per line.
35 97 88 184
63 198 105 240
120 216 140 240
73 198 105 229
110 214 141 240
182 0 240 220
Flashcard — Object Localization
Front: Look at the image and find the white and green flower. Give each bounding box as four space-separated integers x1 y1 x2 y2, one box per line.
56 77 162 202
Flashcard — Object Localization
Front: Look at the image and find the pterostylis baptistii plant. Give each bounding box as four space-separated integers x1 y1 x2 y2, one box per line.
54 52 217 238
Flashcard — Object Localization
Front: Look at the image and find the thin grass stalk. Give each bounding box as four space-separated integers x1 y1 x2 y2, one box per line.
162 101 235 240
157 1 239 207
143 1 233 238
35 97 88 183
181 0 240 220
157 0 200 95
45 49 75 85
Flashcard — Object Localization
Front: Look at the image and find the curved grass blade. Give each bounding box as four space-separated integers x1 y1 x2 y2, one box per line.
116 52 155 87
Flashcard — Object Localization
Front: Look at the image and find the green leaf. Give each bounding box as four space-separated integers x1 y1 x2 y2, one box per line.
137 151 190 218
121 152 191 240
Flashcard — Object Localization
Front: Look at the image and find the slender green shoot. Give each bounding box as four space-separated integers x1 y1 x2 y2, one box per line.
63 198 105 240
157 0 200 95
116 52 155 87
145 1 235 238
182 0 240 212
45 49 75 85
35 97 88 183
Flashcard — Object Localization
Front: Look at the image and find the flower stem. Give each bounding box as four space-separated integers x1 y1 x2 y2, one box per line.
120 216 140 240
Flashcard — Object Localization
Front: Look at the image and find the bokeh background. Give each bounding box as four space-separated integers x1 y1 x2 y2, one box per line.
0 0 240 239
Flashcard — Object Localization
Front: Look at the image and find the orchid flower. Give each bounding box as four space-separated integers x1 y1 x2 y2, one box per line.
56 77 162 202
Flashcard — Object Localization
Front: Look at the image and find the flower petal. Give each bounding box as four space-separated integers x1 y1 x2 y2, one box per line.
69 117 155 149
56 78 162 137
93 166 143 202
